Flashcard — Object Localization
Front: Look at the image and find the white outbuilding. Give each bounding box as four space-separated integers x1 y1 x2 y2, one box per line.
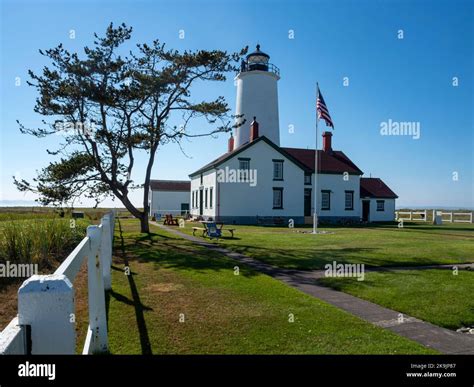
149 180 190 218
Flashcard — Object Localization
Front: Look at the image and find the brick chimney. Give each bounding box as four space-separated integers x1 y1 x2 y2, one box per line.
250 117 259 141
322 131 333 152
228 133 234 152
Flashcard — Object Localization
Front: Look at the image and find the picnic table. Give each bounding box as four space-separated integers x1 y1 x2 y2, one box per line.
192 222 236 239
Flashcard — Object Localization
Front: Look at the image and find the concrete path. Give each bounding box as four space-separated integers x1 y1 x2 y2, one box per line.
152 222 474 354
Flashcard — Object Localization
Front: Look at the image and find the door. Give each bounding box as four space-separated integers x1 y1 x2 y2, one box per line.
181 203 189 216
362 200 370 221
199 189 203 216
304 189 312 217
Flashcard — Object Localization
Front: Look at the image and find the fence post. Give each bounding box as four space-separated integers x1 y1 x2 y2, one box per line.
101 215 112 290
109 210 115 245
86 225 108 353
18 274 75 354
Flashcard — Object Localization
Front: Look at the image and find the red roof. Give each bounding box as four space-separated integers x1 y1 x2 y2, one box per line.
189 136 363 177
150 180 190 192
282 148 363 175
360 178 398 199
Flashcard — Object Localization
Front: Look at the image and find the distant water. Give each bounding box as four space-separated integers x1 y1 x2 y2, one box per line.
0 200 39 207
396 206 474 210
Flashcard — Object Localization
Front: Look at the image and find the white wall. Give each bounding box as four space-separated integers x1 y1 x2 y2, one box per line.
367 198 396 221
150 190 190 215
217 140 304 217
234 71 280 147
190 170 217 218
314 174 361 218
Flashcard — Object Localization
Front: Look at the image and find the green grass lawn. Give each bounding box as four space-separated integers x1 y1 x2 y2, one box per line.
106 219 436 354
318 269 474 330
178 221 474 270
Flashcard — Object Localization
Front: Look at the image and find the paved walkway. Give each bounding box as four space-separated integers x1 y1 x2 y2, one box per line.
152 222 474 354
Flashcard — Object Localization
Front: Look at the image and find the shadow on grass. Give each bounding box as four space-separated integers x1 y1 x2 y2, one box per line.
123 229 260 277
110 219 153 355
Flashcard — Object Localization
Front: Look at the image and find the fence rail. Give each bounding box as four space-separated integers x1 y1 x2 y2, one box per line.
0 211 115 355
395 210 473 224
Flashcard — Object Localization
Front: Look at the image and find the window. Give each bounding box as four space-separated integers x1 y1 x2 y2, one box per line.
321 190 331 210
273 159 284 180
304 172 312 185
238 158 250 181
192 191 195 208
273 188 283 209
205 189 208 208
210 187 213 208
376 200 385 211
345 191 354 210
200 174 203 185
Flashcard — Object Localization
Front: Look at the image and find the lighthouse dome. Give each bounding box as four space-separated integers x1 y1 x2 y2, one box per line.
247 44 270 64
241 44 279 75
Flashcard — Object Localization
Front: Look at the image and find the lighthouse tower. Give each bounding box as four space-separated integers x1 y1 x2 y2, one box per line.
234 45 280 148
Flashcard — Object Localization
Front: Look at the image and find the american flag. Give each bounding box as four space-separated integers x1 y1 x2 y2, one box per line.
317 89 334 128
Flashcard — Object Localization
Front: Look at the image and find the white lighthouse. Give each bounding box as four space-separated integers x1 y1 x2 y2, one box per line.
233 45 280 148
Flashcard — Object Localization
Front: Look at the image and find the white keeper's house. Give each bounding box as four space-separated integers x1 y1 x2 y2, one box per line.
153 45 398 225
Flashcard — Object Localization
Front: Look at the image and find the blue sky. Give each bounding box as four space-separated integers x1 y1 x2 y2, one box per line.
1 0 473 208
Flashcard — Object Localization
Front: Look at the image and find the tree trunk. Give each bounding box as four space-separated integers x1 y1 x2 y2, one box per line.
139 212 149 234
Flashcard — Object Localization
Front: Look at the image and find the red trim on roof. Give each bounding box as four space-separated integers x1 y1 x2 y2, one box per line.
360 178 398 199
150 180 190 192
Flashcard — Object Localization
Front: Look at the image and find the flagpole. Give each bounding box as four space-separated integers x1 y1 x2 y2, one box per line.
313 82 319 234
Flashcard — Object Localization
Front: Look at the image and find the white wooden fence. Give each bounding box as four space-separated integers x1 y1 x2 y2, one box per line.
0 212 115 355
396 209 473 224
396 210 429 222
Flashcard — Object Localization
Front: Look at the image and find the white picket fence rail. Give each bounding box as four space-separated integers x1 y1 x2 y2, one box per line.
396 210 428 222
396 209 473 224
0 212 115 355
437 211 473 223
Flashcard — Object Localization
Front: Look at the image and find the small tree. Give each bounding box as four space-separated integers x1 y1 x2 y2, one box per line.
14 23 246 232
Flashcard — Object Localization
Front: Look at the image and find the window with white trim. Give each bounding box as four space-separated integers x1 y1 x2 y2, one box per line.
273 188 283 209
238 158 250 182
321 190 331 210
345 191 354 210
273 160 284 180
376 200 385 211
